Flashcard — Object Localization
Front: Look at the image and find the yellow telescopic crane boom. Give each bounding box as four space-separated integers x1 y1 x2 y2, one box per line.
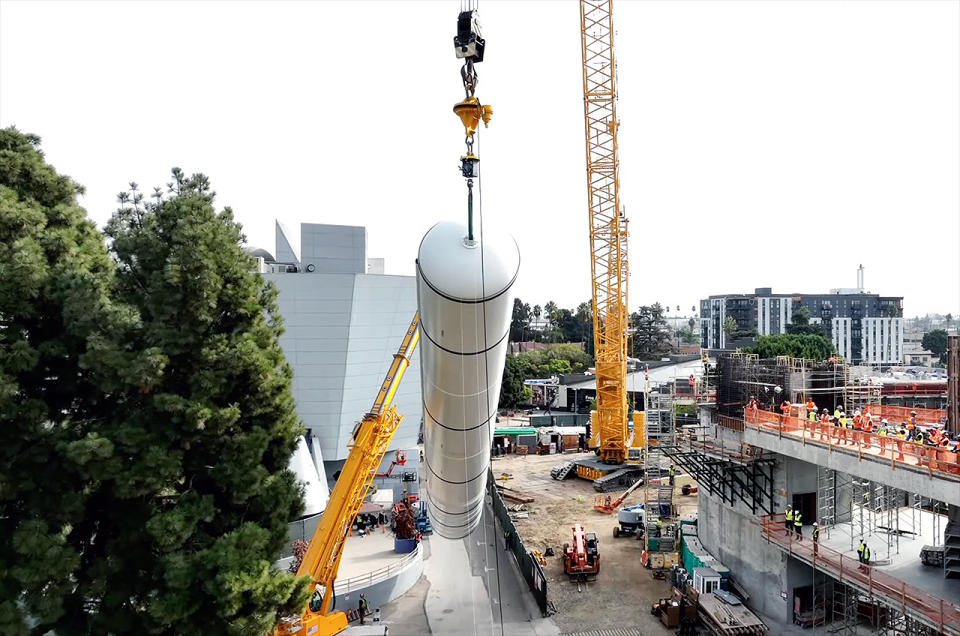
275 313 421 636
580 0 629 464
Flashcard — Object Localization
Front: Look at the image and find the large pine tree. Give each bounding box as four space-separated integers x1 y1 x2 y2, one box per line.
0 130 308 634
0 127 138 634
92 169 308 633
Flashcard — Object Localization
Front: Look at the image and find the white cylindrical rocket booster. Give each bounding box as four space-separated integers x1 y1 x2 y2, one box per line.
416 221 519 539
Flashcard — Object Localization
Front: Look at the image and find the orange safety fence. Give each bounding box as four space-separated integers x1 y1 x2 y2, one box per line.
760 513 960 634
743 409 960 478
717 414 744 432
862 404 947 426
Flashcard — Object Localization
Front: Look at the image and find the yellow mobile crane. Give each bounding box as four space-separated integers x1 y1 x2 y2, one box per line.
580 0 630 466
275 313 420 636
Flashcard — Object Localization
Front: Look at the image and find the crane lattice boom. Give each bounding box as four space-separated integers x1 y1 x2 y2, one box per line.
580 0 628 464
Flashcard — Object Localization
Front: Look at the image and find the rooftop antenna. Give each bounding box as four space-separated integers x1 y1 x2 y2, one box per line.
857 264 864 292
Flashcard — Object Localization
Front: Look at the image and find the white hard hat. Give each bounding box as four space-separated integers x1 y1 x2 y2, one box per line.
813 522 818 526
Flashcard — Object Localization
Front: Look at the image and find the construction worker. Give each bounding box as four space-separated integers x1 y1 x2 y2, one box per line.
907 412 917 440
896 427 907 461
780 400 792 422
862 543 871 566
358 593 369 624
747 397 758 419
656 517 663 536
878 420 889 454
820 408 832 442
794 510 803 540
835 410 848 445
857 539 865 563
785 505 793 533
805 398 816 416
861 417 873 449
669 464 676 486
812 522 820 556
309 583 323 612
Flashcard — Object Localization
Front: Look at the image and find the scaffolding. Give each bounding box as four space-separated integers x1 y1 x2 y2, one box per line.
822 469 946 561
830 581 861 636
644 381 675 551
817 465 837 539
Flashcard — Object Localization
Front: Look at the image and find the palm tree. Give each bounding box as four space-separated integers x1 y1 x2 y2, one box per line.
544 301 559 342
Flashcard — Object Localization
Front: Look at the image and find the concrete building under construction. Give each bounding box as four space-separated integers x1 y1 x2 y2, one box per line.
666 350 960 635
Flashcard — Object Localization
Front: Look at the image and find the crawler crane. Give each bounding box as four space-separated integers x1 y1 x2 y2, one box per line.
581 0 629 467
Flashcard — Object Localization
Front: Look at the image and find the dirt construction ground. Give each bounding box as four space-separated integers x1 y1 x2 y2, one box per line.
491 450 700 635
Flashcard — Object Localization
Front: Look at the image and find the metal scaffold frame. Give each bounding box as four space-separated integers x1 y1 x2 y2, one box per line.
817 467 947 562
644 381 675 542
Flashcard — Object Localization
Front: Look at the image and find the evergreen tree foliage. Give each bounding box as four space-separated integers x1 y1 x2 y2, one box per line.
92 169 309 633
743 333 836 361
499 353 532 409
498 344 592 409
0 138 308 635
922 329 948 360
630 303 671 360
0 127 140 634
509 298 531 342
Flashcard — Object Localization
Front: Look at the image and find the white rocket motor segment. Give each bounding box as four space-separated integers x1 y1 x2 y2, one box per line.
417 221 519 539
290 435 328 517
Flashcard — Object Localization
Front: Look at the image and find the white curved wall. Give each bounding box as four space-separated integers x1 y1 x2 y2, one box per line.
416 221 518 539
290 435 328 516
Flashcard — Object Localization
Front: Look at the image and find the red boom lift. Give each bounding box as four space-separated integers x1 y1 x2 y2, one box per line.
563 523 600 581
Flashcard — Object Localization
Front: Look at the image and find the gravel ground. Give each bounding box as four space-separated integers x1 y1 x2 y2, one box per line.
492 451 700 634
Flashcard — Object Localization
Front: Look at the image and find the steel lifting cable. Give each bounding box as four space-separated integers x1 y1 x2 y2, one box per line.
476 130 506 635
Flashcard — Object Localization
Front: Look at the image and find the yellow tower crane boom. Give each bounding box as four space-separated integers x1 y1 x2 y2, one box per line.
275 312 421 636
580 0 629 465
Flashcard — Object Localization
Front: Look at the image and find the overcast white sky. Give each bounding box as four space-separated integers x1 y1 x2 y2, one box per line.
2 0 958 318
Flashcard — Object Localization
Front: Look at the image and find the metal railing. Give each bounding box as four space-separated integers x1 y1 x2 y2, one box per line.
743 409 960 480
863 404 946 425
760 513 960 635
336 543 423 594
717 414 744 432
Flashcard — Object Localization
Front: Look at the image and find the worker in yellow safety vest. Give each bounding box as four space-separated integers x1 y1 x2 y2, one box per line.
784 505 793 533
794 511 803 540
877 421 889 454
